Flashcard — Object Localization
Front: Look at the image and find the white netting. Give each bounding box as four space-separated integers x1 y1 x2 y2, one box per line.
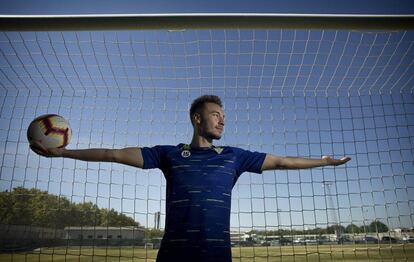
0 29 413 261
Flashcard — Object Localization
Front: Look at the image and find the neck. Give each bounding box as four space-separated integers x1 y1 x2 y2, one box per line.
190 133 213 148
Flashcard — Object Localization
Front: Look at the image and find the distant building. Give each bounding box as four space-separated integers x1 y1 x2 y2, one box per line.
0 224 66 251
0 224 65 240
230 231 250 243
1 224 147 249
65 226 145 242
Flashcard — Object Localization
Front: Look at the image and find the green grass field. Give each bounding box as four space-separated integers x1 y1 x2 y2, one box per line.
1 244 413 261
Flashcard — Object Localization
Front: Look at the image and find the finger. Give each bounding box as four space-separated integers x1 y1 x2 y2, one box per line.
30 141 51 157
32 140 48 151
334 157 351 165
30 143 43 153
30 145 47 156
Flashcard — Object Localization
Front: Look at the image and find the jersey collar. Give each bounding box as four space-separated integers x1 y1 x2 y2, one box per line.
181 144 224 154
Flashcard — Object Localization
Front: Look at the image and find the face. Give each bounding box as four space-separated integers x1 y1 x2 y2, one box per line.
195 102 225 140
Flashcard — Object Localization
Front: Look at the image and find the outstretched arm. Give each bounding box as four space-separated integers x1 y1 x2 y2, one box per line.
261 154 351 171
30 142 144 168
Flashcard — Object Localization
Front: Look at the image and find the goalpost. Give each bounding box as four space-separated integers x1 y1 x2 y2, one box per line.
0 13 414 261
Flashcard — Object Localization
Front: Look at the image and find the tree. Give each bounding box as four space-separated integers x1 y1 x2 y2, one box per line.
0 187 139 228
345 224 361 234
145 228 164 239
326 225 345 234
99 208 137 227
369 220 389 233
306 227 327 235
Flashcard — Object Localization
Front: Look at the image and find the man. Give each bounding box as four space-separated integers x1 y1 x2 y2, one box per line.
31 95 350 262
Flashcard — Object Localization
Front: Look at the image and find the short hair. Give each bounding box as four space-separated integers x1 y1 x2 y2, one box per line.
189 95 223 122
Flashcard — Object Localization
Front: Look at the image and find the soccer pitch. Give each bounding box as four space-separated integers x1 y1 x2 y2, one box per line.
1 245 413 261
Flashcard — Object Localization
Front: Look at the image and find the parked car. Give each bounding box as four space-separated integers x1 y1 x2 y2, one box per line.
362 236 379 244
337 235 352 244
381 236 398 243
317 236 331 245
304 239 318 245
293 238 305 245
279 237 293 246
402 236 414 243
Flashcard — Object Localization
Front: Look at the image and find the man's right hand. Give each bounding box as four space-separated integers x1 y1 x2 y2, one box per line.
30 141 65 158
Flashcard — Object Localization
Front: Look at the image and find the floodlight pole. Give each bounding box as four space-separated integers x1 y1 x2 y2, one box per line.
322 181 340 241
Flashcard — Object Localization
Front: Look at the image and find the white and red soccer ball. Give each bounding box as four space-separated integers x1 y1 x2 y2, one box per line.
27 114 72 149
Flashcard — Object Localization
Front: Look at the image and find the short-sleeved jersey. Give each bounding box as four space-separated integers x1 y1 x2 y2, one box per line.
141 144 266 262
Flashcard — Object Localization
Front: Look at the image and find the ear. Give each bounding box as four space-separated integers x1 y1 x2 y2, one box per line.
193 113 201 125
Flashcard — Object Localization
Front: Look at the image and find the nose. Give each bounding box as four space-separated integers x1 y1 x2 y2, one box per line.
219 116 225 126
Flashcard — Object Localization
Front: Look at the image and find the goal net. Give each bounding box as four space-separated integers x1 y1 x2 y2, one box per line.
0 16 413 261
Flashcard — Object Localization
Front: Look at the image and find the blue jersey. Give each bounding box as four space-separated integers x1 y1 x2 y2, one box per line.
141 144 266 262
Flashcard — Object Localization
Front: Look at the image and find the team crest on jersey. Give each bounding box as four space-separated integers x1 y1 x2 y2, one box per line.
181 144 191 158
181 150 191 158
214 147 223 154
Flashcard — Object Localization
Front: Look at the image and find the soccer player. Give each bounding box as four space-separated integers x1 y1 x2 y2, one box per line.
30 95 350 262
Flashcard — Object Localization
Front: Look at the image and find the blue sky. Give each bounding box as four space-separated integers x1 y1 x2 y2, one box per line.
0 2 414 232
